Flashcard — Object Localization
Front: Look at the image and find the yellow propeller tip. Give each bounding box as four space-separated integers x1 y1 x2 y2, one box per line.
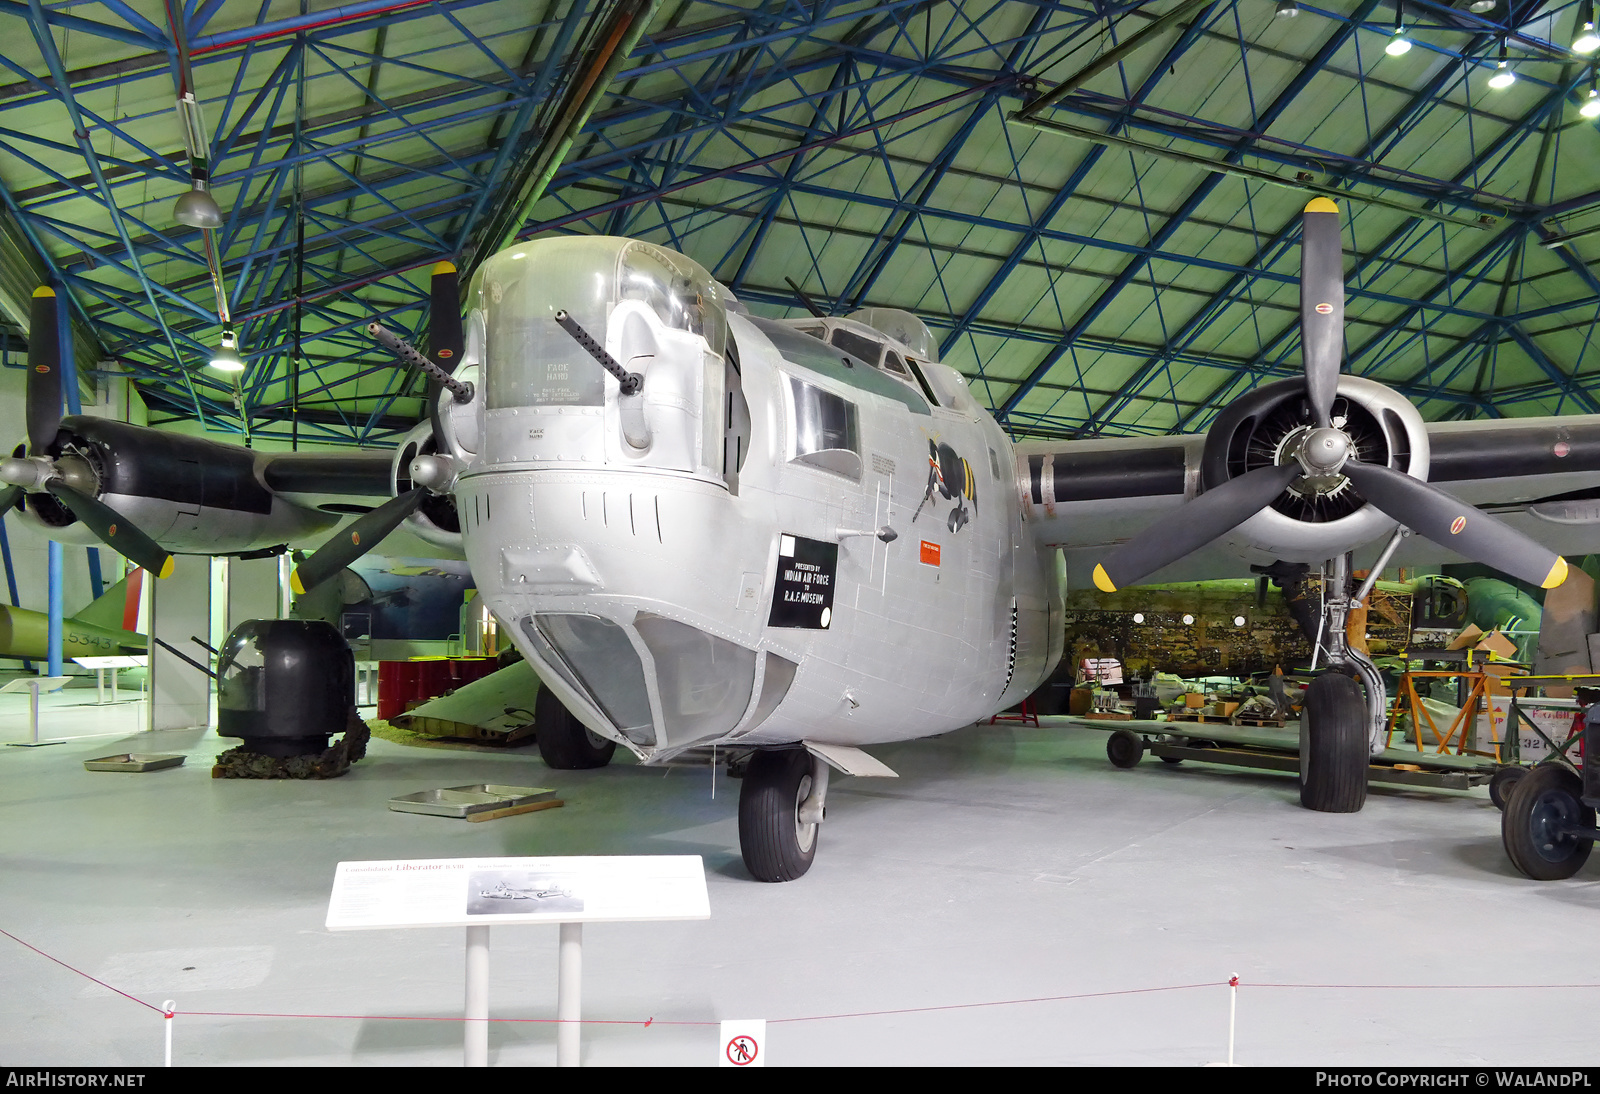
32 286 55 298
157 557 175 580
1542 556 1570 590
1304 197 1338 214
432 260 457 275
290 571 306 596
1093 564 1118 593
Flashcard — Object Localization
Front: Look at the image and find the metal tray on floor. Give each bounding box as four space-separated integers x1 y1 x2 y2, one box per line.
83 753 186 773
388 784 556 817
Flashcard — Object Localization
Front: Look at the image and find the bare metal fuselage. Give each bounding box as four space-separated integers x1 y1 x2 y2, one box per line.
447 238 1062 763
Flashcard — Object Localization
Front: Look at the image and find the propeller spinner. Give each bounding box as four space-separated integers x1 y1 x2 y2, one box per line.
1093 198 1568 595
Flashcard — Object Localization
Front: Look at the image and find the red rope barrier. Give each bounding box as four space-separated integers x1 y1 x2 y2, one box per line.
0 927 164 1014
7 926 1600 1030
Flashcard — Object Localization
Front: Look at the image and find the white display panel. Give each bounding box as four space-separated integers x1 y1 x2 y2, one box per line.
326 855 709 930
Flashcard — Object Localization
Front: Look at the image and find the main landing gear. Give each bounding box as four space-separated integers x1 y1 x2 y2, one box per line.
535 686 617 770
1293 545 1400 814
738 748 829 882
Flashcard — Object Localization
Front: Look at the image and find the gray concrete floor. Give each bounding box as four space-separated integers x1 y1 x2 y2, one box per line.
0 683 1596 1067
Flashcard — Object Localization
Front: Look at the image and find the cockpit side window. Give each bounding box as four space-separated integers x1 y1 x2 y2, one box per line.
882 350 911 378
903 356 941 408
829 327 885 368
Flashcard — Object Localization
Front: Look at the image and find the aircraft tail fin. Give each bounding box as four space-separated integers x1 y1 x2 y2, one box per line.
71 572 143 632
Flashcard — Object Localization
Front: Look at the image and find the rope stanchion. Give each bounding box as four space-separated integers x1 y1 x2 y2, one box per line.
162 1000 174 1067
1228 975 1238 1067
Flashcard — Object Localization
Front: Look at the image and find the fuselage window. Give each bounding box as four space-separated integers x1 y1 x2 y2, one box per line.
829 327 885 368
788 376 861 479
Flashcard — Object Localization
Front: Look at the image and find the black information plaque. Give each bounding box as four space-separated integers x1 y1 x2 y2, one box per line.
767 533 838 630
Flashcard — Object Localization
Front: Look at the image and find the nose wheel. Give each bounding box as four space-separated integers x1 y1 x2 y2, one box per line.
738 749 821 882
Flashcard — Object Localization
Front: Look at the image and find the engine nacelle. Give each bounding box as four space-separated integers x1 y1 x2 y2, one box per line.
392 421 463 553
1204 376 1431 564
14 416 336 552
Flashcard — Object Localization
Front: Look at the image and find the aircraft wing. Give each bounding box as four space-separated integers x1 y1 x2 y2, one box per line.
258 452 395 504
1019 416 1600 590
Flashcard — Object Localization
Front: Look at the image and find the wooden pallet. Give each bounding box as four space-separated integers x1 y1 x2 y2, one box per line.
1081 711 1133 721
1167 711 1287 727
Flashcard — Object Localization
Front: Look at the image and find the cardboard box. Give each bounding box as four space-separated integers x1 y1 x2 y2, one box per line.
1183 693 1207 709
1212 701 1241 717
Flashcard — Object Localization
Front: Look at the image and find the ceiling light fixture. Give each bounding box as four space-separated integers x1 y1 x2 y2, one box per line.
1488 36 1515 88
173 178 223 229
172 93 224 229
1585 68 1600 117
1386 4 1412 55
1577 0 1600 53
209 329 245 372
1468 0 1495 10
1275 0 1299 17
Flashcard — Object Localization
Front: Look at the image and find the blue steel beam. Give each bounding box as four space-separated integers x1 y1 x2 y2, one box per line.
996 0 1387 424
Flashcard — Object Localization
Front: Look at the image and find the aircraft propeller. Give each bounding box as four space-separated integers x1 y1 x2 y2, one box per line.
1093 197 1569 595
290 261 464 593
0 287 174 576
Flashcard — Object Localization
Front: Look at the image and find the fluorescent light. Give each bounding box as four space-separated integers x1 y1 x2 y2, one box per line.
209 329 245 371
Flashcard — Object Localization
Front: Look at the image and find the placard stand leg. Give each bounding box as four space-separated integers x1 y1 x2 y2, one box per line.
8 680 65 748
557 922 582 1066
465 925 489 1067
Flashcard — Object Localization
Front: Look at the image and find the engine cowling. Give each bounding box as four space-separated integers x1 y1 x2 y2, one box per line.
1203 375 1431 564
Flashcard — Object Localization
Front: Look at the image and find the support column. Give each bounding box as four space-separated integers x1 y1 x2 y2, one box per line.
227 555 282 634
148 557 212 731
46 540 62 678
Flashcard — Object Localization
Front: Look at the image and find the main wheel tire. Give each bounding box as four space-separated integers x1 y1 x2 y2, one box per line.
534 686 616 769
738 749 819 882
1107 730 1143 769
1488 765 1527 811
1502 763 1594 880
1299 672 1368 813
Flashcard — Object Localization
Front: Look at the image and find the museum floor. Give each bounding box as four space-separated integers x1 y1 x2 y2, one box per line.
0 683 1594 1067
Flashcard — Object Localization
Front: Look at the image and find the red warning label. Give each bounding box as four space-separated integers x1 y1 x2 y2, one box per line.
920 540 941 567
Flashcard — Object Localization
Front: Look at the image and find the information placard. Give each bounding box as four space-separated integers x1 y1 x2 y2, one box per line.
325 855 709 930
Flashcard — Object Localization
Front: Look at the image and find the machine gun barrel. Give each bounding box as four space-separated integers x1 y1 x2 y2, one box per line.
367 322 474 403
554 310 642 395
